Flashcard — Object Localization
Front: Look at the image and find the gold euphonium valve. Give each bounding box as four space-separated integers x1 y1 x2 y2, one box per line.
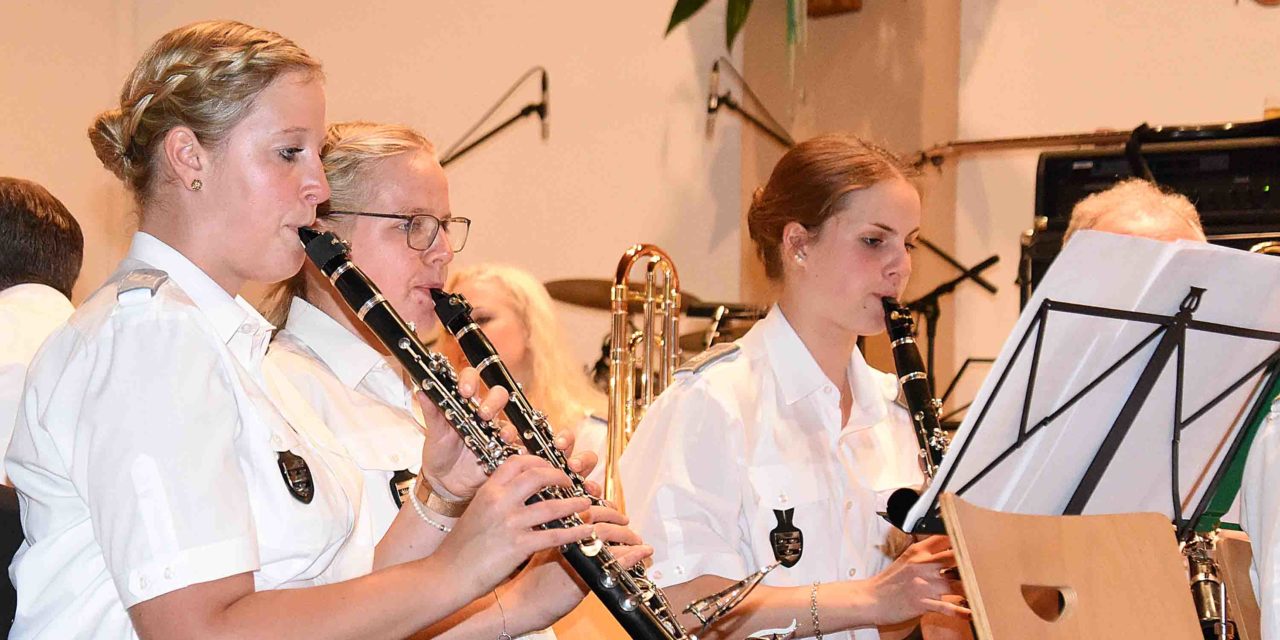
604 244 681 509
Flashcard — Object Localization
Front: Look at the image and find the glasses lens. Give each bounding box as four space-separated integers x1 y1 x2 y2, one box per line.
441 218 470 252
406 215 441 251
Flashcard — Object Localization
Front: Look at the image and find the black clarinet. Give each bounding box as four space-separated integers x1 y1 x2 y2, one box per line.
434 289 703 638
882 297 949 529
298 228 689 640
433 289 598 501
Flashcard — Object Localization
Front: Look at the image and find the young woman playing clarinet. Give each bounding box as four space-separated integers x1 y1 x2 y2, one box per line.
620 134 969 640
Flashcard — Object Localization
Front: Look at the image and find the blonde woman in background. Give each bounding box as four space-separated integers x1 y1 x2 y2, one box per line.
264 121 644 638
6 22 609 639
437 264 610 485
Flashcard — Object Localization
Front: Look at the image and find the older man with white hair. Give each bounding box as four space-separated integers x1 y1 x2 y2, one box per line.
1063 177 1207 245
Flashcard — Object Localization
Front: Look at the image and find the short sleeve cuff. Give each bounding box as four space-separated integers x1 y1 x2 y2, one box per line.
646 552 749 589
118 535 260 608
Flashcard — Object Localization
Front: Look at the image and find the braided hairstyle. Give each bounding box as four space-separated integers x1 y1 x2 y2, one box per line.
747 134 915 280
88 20 321 203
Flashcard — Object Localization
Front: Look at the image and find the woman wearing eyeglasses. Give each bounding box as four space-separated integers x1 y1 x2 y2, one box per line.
263 121 644 637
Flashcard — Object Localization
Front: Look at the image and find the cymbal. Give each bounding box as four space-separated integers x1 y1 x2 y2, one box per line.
544 279 703 312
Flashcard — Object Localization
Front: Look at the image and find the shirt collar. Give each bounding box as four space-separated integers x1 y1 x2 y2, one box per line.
124 232 273 348
282 296 389 391
753 304 893 426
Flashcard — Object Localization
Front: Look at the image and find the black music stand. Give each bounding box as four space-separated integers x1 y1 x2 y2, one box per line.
901 232 1280 538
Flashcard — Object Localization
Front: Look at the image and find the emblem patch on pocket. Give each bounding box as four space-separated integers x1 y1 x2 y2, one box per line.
770 508 804 568
277 450 315 504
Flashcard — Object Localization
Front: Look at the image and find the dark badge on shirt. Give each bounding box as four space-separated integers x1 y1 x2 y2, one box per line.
389 468 416 508
770 508 804 568
277 450 315 504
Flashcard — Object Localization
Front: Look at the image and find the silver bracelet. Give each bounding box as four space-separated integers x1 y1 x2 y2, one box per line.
410 478 453 533
810 581 823 640
494 589 512 640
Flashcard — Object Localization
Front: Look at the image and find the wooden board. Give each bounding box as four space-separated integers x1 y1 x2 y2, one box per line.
939 493 1201 639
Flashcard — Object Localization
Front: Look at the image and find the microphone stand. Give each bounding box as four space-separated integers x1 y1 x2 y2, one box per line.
440 66 548 167
904 253 1000 391
711 93 795 148
707 56 796 149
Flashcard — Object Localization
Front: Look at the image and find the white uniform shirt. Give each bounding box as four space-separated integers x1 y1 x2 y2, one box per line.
0 283 73 485
619 306 923 640
5 233 365 639
268 297 424 540
1241 396 1280 639
268 297 556 640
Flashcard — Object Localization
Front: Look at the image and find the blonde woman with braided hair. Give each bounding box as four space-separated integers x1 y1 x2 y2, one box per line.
6 22 614 639
263 121 645 639
436 264 610 483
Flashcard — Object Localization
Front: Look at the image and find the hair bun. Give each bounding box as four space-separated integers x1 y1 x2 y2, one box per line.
87 109 133 182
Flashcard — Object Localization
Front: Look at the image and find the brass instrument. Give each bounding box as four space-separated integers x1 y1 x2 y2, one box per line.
1185 531 1236 640
604 244 682 508
1249 240 1280 255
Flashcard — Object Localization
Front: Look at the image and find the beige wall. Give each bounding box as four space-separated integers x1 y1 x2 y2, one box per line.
0 0 135 302
741 1 962 376
949 0 1280 408
2 1 743 369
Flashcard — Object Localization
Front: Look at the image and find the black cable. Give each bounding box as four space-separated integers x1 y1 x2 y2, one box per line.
440 66 546 164
713 56 795 147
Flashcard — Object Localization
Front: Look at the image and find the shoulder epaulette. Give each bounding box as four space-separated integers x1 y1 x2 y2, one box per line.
675 342 741 376
116 268 170 304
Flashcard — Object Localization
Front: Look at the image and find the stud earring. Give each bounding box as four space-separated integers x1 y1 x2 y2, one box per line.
189 179 203 191
795 251 806 263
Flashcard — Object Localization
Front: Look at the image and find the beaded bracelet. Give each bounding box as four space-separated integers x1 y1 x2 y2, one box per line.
810 581 823 640
410 478 454 533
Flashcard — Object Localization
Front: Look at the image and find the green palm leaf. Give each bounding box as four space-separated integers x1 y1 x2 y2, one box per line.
726 0 754 50
666 0 712 35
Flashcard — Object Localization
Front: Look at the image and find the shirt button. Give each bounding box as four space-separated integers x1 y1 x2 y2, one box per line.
271 435 283 448
675 565 686 576
823 385 835 395
778 493 789 505
163 567 174 580
652 570 663 580
391 453 401 464
239 322 255 334
844 500 853 511
847 568 857 578
138 575 150 590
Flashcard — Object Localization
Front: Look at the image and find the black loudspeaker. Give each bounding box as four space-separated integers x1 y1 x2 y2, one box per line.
1019 138 1280 306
